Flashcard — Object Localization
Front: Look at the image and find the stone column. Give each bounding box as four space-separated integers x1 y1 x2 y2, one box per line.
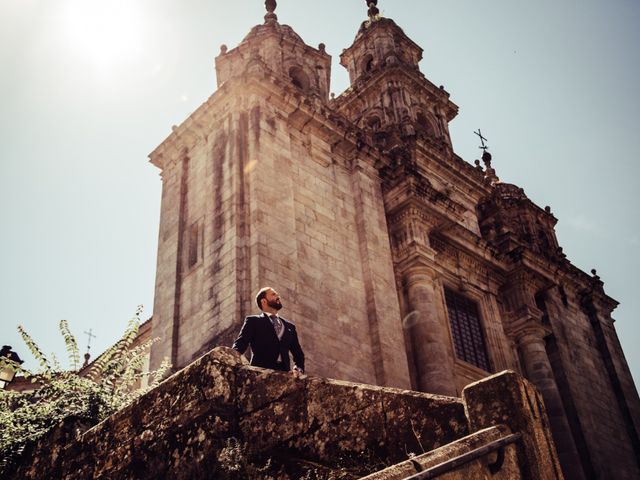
403 268 456 396
514 325 587 480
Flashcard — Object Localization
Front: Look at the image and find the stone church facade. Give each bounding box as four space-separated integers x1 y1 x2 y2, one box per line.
147 2 640 478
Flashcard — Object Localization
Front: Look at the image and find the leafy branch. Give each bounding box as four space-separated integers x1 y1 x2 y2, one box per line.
0 307 170 476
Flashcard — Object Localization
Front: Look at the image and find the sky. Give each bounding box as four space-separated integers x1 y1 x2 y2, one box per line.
1 1 639 386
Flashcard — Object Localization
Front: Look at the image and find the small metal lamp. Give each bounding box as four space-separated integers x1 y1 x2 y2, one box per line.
0 345 23 389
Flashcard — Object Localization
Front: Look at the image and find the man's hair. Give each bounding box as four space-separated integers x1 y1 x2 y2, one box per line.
255 287 272 310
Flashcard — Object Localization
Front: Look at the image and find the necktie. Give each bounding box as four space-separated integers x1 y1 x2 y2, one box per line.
270 314 284 339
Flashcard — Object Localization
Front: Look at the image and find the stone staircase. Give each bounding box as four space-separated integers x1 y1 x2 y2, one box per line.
8 347 563 479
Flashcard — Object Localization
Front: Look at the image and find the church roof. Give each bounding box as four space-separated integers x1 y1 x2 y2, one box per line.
241 21 304 46
353 17 422 53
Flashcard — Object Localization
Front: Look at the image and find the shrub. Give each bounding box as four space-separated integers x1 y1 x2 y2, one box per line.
0 307 170 475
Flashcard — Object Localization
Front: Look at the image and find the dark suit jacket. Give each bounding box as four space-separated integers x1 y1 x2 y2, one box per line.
232 313 305 372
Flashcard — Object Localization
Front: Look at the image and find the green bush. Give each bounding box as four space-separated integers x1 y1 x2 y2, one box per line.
0 307 170 475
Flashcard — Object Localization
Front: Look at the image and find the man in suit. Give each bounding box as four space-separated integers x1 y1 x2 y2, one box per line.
232 287 305 374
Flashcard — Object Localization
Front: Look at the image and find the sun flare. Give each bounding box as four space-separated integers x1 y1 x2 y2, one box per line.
58 0 144 75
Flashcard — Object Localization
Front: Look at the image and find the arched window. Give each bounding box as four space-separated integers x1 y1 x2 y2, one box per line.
444 288 491 371
362 54 374 73
289 66 310 92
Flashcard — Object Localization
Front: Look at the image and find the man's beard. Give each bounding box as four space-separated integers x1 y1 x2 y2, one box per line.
267 299 282 310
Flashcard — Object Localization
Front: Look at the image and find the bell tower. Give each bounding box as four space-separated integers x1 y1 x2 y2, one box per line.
333 1 481 396
336 0 458 160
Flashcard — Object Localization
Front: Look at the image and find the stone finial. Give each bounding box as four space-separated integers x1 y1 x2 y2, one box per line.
475 129 499 186
482 150 492 168
481 150 499 185
265 0 277 23
366 0 380 19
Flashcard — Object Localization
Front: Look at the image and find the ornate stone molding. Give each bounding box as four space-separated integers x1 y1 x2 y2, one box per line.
503 310 551 346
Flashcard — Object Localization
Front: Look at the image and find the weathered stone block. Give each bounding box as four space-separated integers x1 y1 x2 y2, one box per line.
463 370 564 480
304 377 387 460
236 367 308 447
381 389 467 458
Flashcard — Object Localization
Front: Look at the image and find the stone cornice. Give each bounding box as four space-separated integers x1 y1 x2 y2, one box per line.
497 245 618 311
430 224 507 275
506 320 552 346
449 153 491 196
149 83 234 171
383 175 466 223
387 205 506 287
392 242 438 276
480 185 559 227
576 278 619 316
504 249 561 289
387 204 440 229
388 140 489 200
226 67 388 170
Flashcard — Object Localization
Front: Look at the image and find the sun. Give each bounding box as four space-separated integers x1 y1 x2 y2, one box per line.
58 0 145 75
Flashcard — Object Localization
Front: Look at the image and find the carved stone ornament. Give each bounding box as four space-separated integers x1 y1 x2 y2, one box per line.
265 0 276 13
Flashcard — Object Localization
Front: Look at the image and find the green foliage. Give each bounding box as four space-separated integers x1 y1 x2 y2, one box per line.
0 307 170 475
217 437 275 479
59 319 80 371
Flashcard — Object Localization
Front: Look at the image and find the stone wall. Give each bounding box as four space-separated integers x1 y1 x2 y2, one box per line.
248 97 410 387
8 347 562 479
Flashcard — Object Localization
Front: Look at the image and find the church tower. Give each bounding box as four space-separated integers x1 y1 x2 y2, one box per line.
148 0 411 388
148 2 640 478
335 3 474 397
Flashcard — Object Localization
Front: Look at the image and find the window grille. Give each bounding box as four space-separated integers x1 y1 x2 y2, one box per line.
444 288 490 371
